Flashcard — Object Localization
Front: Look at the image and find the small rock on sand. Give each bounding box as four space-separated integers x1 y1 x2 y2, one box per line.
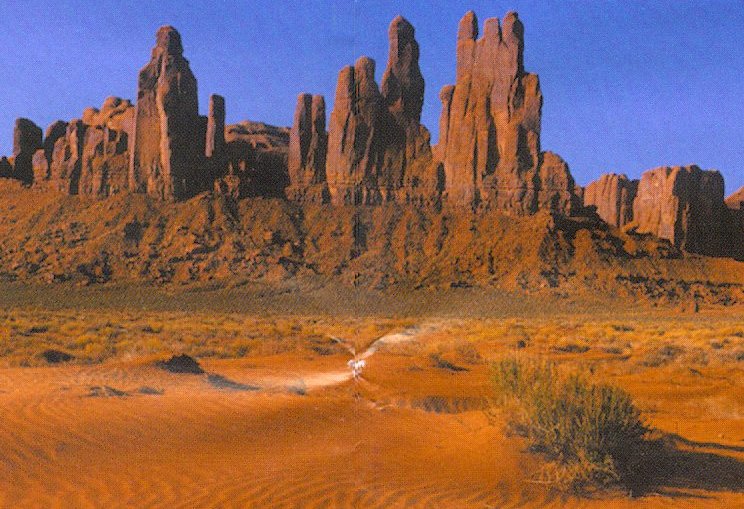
155 354 204 374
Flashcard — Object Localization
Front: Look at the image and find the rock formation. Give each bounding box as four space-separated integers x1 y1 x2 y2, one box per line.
33 98 134 196
0 14 741 269
12 118 43 184
49 120 86 194
726 187 744 253
726 186 744 210
33 121 69 186
78 98 134 197
379 16 437 204
633 165 729 255
325 16 436 205
0 157 12 179
43 121 68 167
287 93 329 203
222 121 290 198
32 150 49 185
536 152 581 215
437 11 538 209
326 57 384 205
205 94 226 161
435 11 580 214
129 26 202 201
584 173 639 228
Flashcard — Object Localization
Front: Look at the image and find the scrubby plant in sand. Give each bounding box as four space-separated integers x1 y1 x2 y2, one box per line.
493 357 650 493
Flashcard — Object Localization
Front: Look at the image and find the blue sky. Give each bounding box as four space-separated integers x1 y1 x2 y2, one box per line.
0 0 742 193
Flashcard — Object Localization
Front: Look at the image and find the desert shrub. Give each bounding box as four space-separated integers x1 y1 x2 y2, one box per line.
640 344 683 367
454 341 483 364
551 342 590 354
493 357 649 492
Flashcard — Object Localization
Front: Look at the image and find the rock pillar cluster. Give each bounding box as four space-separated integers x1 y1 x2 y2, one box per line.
434 11 577 213
287 93 328 203
291 16 437 206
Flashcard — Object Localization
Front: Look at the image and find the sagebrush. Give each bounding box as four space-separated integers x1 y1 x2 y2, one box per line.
493 357 649 492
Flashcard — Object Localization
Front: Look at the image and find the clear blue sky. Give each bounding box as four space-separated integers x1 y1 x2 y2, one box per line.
0 1 742 193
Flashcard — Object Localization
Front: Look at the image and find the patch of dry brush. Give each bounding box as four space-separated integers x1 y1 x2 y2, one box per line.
493 357 650 493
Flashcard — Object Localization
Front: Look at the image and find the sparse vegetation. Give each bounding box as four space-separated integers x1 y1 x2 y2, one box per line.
641 344 683 367
492 357 649 493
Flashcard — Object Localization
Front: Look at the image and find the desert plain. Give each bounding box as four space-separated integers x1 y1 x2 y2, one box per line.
0 284 740 508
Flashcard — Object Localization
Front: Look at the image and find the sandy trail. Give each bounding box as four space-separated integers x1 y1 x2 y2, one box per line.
253 322 437 393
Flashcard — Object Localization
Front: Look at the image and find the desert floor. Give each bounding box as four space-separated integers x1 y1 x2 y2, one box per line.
0 284 742 508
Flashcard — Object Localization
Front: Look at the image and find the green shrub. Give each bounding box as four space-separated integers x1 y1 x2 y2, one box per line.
493 357 649 492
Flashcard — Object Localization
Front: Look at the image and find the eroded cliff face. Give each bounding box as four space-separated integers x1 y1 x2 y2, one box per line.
632 166 731 256
0 180 742 306
0 12 740 279
584 173 638 228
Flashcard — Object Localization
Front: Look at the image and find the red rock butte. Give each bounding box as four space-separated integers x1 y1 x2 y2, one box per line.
1 12 743 263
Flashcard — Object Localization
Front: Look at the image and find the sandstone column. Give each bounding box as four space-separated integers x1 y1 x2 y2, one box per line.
129 26 201 201
288 93 329 203
12 118 43 184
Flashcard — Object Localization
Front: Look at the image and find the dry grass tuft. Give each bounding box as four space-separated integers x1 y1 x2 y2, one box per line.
493 357 649 493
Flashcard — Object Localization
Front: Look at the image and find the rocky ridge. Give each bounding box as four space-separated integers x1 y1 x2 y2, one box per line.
0 10 741 296
584 166 742 258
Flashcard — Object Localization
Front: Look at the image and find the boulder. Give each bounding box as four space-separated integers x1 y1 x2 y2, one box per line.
287 93 329 203
84 97 134 132
129 26 203 201
633 165 729 255
583 173 638 227
12 118 43 184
